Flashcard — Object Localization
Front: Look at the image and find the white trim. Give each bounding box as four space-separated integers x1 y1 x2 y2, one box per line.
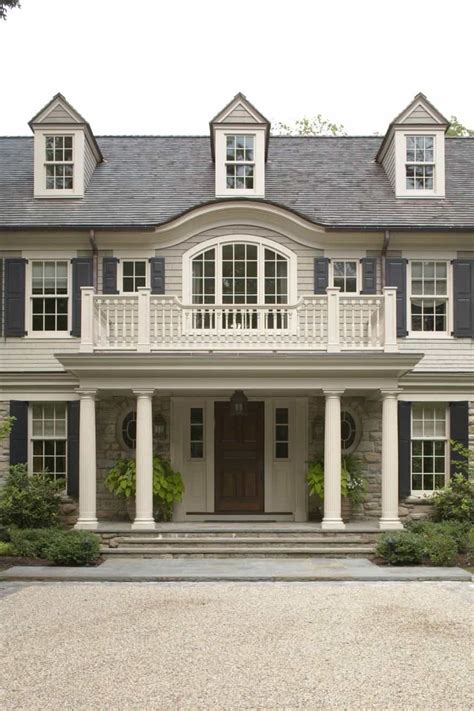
27 401 68 485
25 258 72 338
215 127 265 198
330 258 361 294
117 258 149 294
410 402 450 496
407 259 452 336
394 129 445 198
33 129 85 198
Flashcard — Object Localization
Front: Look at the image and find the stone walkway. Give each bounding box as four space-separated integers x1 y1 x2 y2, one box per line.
0 557 471 582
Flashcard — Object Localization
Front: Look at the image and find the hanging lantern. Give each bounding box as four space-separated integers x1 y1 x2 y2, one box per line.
154 413 167 441
230 390 248 417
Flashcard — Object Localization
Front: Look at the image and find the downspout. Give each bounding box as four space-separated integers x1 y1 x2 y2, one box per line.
89 229 98 289
381 229 390 287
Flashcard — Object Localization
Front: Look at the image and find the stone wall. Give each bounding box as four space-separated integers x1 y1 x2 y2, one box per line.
0 400 9 486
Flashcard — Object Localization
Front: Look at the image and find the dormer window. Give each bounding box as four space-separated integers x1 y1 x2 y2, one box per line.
406 136 434 190
45 136 74 190
226 135 255 189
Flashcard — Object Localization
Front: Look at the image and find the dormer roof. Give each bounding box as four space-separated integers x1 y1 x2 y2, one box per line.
210 92 271 160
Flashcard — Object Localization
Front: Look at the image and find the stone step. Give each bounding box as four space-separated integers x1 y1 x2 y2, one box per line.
101 545 376 558
108 536 370 546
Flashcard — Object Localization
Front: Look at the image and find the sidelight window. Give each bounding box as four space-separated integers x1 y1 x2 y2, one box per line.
275 408 289 459
190 408 204 458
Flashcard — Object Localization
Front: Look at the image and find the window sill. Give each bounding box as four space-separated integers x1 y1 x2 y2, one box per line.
406 333 452 339
25 333 75 339
406 494 436 503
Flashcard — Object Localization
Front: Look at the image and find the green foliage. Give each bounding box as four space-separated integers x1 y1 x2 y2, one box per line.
0 541 13 555
449 437 474 479
432 474 474 523
105 456 184 522
375 531 424 565
406 520 471 554
10 528 100 565
0 1 20 21
306 454 366 508
9 528 55 558
447 117 474 137
0 464 63 529
0 415 15 441
273 115 346 136
423 533 458 566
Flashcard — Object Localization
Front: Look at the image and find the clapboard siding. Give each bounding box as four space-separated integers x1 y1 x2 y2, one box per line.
84 139 97 189
43 104 74 122
221 106 256 123
381 140 396 189
1 338 78 372
404 105 437 124
399 338 474 372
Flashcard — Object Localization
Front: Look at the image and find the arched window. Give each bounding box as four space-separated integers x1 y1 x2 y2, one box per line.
188 239 293 305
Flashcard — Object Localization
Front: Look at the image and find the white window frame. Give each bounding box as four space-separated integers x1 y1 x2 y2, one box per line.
407 259 452 337
28 402 68 484
410 403 449 497
394 129 445 198
274 406 290 461
405 135 435 192
225 134 255 191
214 127 266 197
183 236 297 305
330 259 361 294
189 406 205 460
118 259 149 294
33 129 86 198
26 258 72 338
44 134 74 191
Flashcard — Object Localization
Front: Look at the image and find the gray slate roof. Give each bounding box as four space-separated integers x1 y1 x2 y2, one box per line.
0 135 473 230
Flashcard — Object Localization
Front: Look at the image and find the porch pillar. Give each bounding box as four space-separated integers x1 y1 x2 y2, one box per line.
322 390 345 530
75 389 98 530
132 389 155 530
379 390 403 530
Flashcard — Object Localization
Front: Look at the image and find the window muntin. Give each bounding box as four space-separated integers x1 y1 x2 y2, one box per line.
31 260 69 332
222 243 258 304
341 411 357 451
411 404 448 494
122 260 147 293
192 249 215 305
225 135 255 190
405 136 434 190
410 261 448 333
275 408 289 459
31 403 67 481
190 407 204 459
45 136 74 190
333 260 358 293
121 411 137 450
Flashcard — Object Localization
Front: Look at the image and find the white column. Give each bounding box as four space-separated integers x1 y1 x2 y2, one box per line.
137 287 151 353
75 389 98 530
326 287 341 352
79 287 95 353
383 286 398 353
322 390 345 530
132 389 155 530
379 390 403 530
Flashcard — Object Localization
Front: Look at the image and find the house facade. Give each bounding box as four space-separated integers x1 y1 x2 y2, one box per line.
0 91 473 531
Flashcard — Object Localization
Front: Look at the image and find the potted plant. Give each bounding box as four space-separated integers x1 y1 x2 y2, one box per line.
306 453 366 522
105 456 184 522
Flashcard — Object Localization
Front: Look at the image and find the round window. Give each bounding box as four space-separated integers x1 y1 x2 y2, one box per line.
341 411 357 452
121 411 137 450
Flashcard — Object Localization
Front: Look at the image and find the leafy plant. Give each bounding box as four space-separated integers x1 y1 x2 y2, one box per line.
43 530 100 566
0 415 15 441
432 474 474 523
375 531 424 565
306 454 366 508
0 541 13 556
0 464 63 529
449 437 474 479
423 533 458 566
105 456 184 522
406 520 471 554
9 527 55 558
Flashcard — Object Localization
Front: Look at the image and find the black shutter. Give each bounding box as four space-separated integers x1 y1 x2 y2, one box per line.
452 259 474 338
449 401 469 479
385 258 407 337
5 258 27 337
150 257 165 294
314 257 329 294
71 257 93 337
9 401 28 465
361 257 377 294
398 401 411 498
102 257 119 294
67 401 80 497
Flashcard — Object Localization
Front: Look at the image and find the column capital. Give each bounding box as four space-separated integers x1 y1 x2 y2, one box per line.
75 388 97 399
323 389 345 398
379 389 402 399
133 388 155 398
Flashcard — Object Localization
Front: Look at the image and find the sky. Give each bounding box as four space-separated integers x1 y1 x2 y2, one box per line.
1 0 473 137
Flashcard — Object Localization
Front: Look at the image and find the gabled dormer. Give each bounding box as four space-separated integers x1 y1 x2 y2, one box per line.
210 93 270 198
29 93 103 199
376 93 449 198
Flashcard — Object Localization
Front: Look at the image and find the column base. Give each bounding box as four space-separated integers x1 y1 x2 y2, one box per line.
74 518 98 530
131 519 156 531
379 518 404 531
321 518 346 531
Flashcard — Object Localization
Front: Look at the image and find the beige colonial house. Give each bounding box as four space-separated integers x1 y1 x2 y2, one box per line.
0 91 473 533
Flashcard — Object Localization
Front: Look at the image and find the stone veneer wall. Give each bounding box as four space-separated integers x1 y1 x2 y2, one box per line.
96 395 171 520
0 400 10 486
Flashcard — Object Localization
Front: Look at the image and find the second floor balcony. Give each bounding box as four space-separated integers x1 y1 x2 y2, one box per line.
79 286 399 354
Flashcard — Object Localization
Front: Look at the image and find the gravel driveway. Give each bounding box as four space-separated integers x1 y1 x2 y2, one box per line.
1 581 472 710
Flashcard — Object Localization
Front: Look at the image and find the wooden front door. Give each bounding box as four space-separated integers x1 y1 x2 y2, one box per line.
214 401 264 513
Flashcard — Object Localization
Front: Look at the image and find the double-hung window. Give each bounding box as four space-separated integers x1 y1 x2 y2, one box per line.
45 135 74 190
31 260 69 333
411 404 448 495
226 135 255 190
31 403 67 482
332 260 358 293
122 260 147 293
410 261 448 333
405 136 434 191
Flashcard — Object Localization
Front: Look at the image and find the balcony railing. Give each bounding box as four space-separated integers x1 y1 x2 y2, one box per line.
79 286 398 353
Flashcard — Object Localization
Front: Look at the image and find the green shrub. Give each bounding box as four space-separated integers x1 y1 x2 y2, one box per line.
376 531 424 565
423 533 458 566
0 541 13 555
44 530 100 566
0 464 63 529
405 520 471 553
9 528 57 558
432 475 474 523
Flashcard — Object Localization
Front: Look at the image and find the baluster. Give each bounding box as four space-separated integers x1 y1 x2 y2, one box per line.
367 301 372 346
359 301 364 347
376 300 380 346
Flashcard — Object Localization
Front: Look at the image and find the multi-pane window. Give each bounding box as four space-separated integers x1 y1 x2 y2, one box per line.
45 136 74 190
31 261 68 332
222 243 258 304
31 403 67 481
275 408 289 459
410 261 448 332
190 407 204 458
333 261 358 292
406 136 434 190
192 249 216 304
226 135 255 189
264 249 288 304
122 260 147 293
411 404 448 494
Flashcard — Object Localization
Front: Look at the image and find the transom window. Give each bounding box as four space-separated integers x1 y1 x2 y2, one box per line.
226 135 255 190
405 136 434 190
411 404 448 494
410 261 448 333
190 408 204 459
275 408 289 459
31 260 69 332
45 135 74 190
122 260 147 293
31 403 67 481
333 260 358 293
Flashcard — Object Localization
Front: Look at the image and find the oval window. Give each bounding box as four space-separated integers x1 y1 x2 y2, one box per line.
341 411 357 452
121 411 137 450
